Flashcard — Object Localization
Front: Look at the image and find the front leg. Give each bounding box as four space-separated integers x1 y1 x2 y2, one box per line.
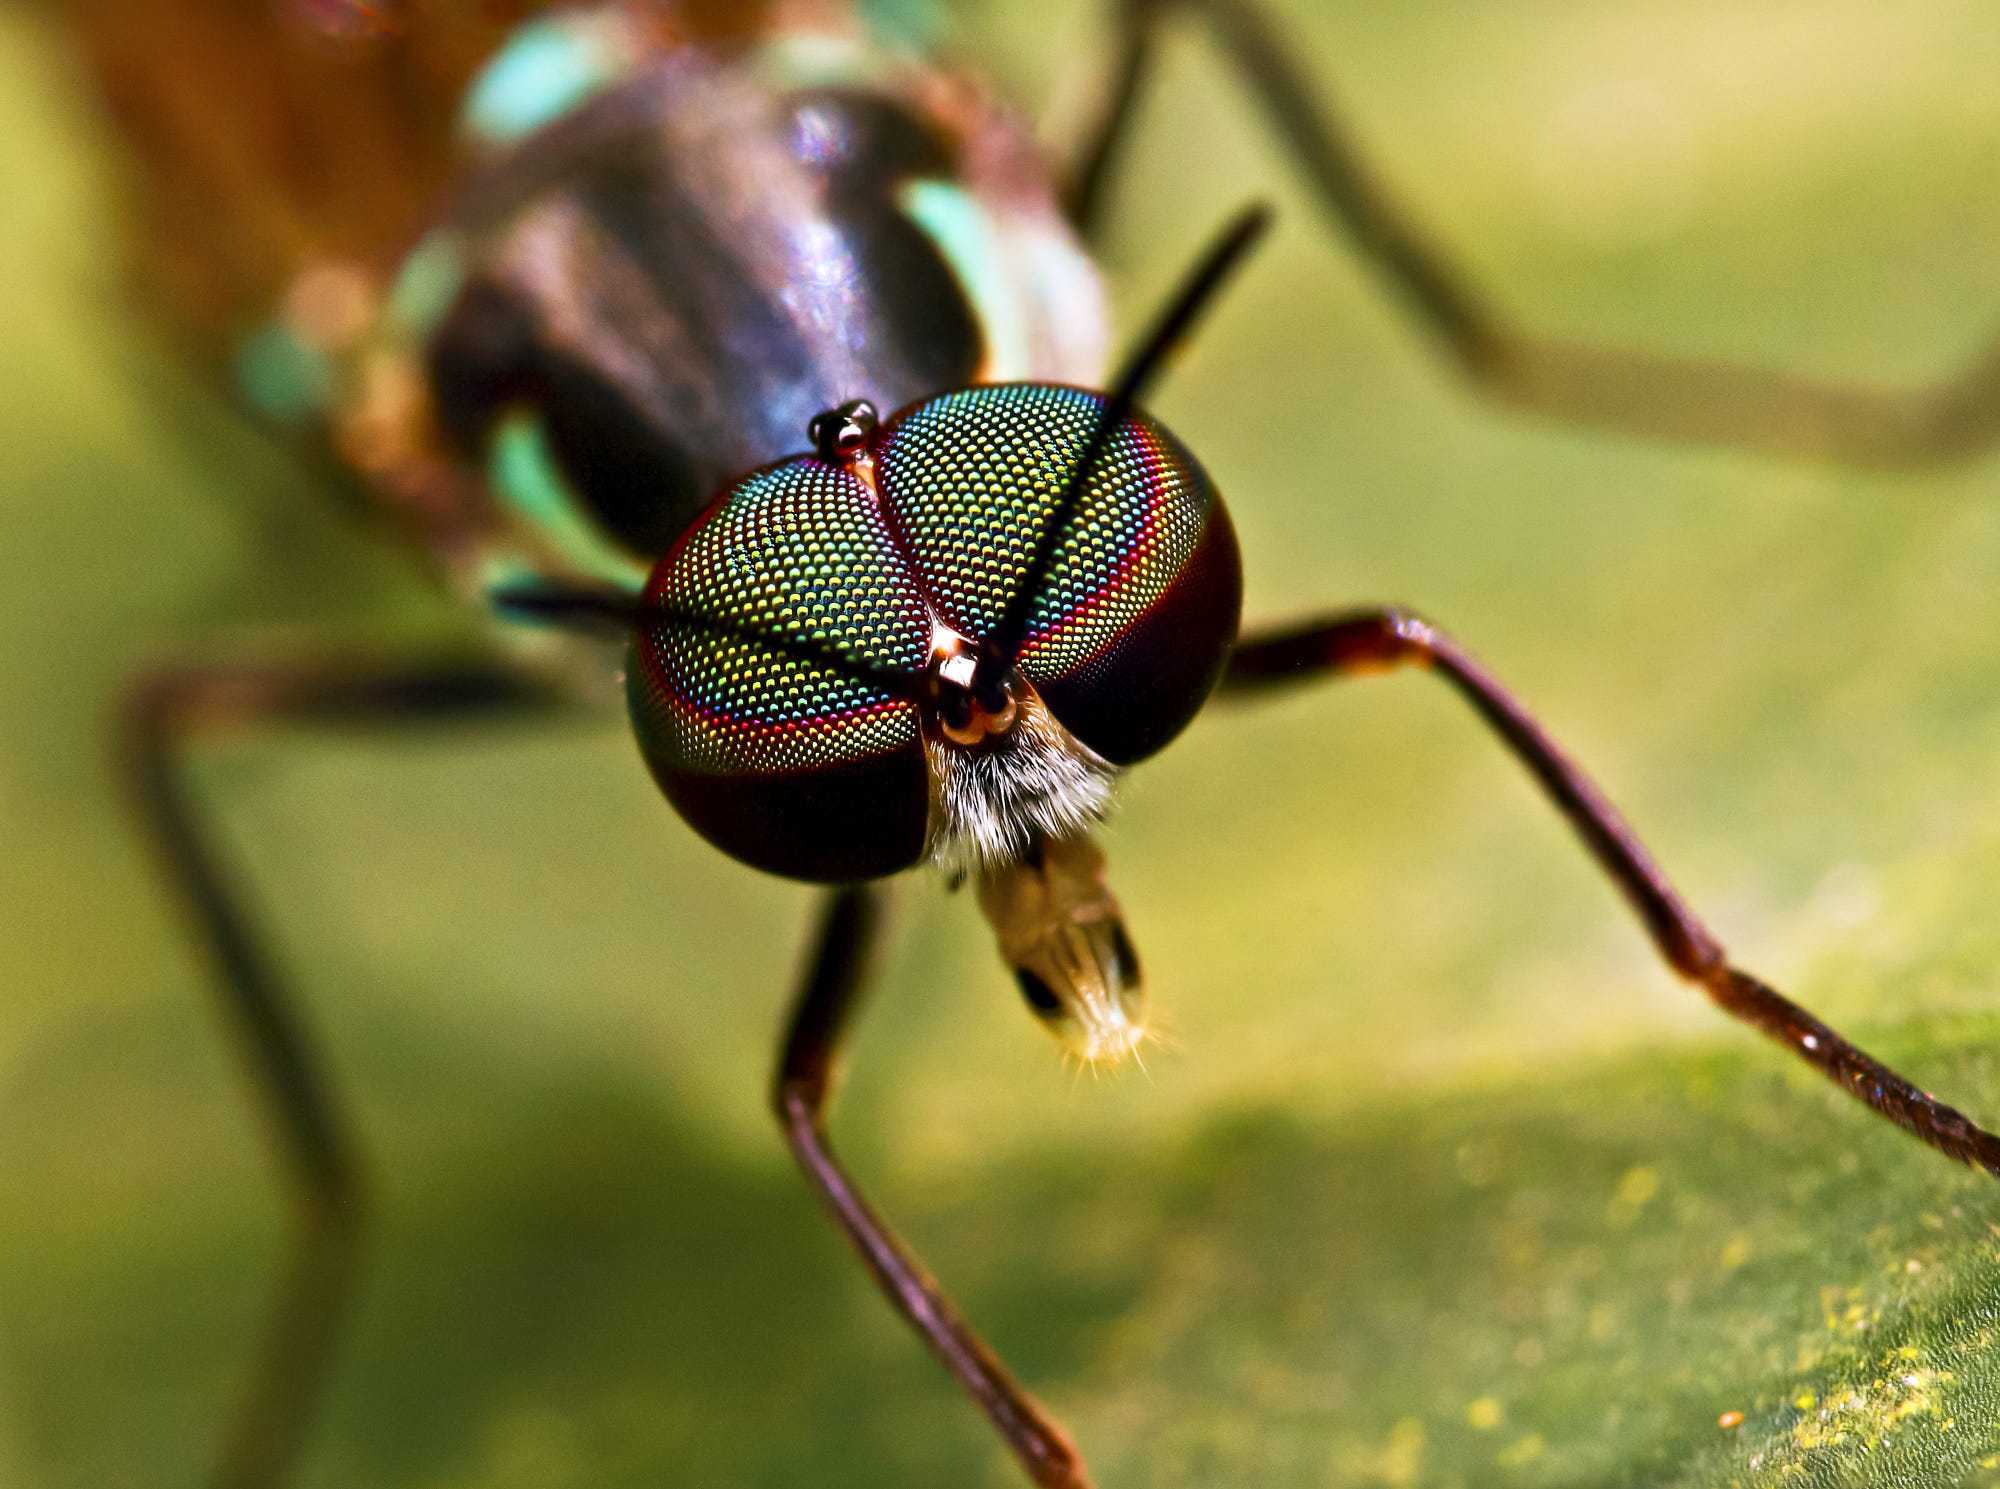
1223 609 2000 1172
118 652 565 1487
773 888 1094 1489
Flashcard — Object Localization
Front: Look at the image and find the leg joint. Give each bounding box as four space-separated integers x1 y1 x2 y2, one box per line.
770 1075 823 1135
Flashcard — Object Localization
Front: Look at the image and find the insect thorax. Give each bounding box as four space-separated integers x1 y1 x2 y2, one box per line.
251 13 1108 635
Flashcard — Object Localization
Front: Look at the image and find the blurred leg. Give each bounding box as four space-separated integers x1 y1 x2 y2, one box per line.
118 654 562 1488
1223 608 2000 1170
1063 0 2000 465
774 887 1094 1489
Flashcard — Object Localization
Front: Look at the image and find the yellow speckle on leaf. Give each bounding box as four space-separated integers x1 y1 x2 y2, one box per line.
1376 1417 1425 1487
1816 1283 1877 1337
1606 1165 1661 1226
1719 1234 1752 1270
1496 1432 1546 1469
1615 1166 1660 1203
1779 1366 1952 1461
1466 1397 1503 1431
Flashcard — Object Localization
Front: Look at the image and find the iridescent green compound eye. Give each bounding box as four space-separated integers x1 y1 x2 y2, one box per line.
626 384 1241 882
626 457 933 882
875 383 1241 765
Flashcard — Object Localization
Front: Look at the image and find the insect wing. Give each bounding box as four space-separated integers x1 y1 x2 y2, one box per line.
50 0 548 348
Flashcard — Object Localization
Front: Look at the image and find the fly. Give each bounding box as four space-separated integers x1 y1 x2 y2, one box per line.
49 3 2000 1488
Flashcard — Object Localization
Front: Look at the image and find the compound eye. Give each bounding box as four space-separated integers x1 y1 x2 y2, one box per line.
876 384 1241 764
626 456 932 882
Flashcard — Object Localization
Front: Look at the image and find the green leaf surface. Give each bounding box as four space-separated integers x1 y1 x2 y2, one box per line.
5 3 2000 1487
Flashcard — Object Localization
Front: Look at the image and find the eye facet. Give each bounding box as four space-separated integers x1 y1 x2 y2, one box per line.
625 455 932 882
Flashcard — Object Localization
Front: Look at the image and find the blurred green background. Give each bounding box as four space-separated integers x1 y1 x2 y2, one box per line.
7 2 2000 1485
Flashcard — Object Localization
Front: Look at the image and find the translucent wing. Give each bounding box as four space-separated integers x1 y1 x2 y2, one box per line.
47 0 561 348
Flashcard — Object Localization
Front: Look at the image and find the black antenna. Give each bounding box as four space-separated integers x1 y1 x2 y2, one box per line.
492 581 646 632
979 202 1273 678
492 580 926 701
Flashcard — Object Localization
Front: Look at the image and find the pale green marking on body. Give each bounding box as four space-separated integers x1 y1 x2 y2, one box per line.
747 32 876 91
461 17 628 146
387 232 468 339
857 0 943 52
900 180 1031 379
476 551 545 600
489 411 649 589
235 322 335 425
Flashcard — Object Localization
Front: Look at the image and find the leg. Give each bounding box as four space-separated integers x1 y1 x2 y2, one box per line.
773 889 1094 1489
1222 609 2000 1173
117 654 563 1488
1061 0 2000 467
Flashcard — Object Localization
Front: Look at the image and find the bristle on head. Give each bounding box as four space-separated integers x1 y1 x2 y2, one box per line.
924 689 1115 877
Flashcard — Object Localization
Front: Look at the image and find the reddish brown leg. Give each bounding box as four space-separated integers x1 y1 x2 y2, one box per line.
1062 0 2000 466
774 888 1094 1489
118 654 561 1488
1223 609 2000 1174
